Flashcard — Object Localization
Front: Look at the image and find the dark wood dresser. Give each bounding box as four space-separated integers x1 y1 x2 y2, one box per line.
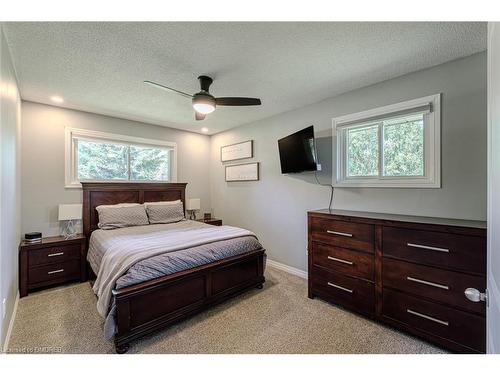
307 209 487 353
19 234 87 297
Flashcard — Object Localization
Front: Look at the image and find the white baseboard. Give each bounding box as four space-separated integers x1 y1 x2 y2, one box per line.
2 291 19 354
266 259 308 279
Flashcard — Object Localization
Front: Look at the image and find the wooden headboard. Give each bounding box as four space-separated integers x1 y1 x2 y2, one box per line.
81 182 187 238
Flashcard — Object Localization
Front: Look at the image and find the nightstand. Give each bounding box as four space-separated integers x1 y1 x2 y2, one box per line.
19 234 87 297
196 218 222 226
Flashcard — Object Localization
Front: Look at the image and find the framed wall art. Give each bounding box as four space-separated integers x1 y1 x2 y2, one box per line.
225 162 259 182
220 140 253 162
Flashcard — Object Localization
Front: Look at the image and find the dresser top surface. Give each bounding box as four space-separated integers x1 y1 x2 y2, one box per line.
309 209 487 229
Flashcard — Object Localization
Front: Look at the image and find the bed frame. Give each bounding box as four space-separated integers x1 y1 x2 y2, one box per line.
82 182 266 353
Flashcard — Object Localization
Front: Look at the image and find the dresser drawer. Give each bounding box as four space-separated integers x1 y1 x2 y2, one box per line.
311 266 374 316
383 227 486 274
29 260 81 285
28 244 81 267
383 258 486 315
310 217 374 253
383 288 485 352
312 242 374 281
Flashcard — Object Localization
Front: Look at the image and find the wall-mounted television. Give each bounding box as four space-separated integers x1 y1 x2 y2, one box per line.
278 126 317 174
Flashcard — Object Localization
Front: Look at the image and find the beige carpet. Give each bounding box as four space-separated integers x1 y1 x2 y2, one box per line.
7 267 445 354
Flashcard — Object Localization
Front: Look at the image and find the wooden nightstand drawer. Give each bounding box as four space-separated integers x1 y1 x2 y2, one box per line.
29 260 81 285
28 244 80 267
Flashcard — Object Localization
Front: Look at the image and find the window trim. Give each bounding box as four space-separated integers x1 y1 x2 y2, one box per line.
332 94 441 188
64 127 177 188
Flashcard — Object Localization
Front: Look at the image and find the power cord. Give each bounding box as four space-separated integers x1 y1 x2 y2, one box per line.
314 171 335 212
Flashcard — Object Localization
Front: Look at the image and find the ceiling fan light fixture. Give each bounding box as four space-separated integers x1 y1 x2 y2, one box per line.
192 93 216 114
193 102 215 114
145 76 261 120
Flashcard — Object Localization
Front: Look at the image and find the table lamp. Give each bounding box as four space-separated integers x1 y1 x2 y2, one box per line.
58 203 82 239
186 198 200 220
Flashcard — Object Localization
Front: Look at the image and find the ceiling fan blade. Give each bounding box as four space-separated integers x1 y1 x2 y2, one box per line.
215 97 261 106
195 112 206 121
144 80 193 99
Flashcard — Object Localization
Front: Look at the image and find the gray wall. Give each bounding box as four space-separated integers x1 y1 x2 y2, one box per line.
21 101 211 236
0 25 21 348
210 52 487 271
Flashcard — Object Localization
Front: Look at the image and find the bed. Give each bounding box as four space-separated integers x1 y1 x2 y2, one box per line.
82 182 266 353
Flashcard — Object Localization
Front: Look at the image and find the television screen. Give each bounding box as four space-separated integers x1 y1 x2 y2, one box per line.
278 126 317 174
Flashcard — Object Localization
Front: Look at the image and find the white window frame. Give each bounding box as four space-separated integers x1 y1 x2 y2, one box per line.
65 127 177 188
333 94 441 188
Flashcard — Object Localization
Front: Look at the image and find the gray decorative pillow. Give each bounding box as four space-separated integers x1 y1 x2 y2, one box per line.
144 200 185 224
96 203 149 230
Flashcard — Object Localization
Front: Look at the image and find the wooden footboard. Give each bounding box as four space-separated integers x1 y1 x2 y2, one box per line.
112 249 266 353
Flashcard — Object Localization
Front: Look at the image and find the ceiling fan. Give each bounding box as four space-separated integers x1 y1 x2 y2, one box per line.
144 75 262 121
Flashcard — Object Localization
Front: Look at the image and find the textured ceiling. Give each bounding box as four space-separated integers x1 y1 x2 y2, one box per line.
4 22 486 134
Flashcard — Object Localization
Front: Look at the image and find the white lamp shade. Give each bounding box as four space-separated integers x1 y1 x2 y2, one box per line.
186 198 200 211
58 204 82 221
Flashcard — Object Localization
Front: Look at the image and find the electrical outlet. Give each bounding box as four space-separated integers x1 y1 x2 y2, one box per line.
316 164 322 171
2 298 5 319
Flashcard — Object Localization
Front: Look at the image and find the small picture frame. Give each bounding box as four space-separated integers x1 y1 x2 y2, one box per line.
225 162 259 182
221 140 253 162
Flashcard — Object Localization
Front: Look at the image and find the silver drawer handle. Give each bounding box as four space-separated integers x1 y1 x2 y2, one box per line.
326 230 353 237
327 256 354 265
407 243 449 253
406 309 449 326
47 269 64 275
327 282 353 293
48 252 64 257
406 276 449 290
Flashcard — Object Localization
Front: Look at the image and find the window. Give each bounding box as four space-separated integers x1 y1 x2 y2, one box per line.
65 128 177 188
333 94 440 188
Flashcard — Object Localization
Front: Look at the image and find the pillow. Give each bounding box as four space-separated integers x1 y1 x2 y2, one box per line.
144 200 185 224
96 203 149 230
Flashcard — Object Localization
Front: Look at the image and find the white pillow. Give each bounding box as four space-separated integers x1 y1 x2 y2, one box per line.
96 203 149 230
144 200 185 224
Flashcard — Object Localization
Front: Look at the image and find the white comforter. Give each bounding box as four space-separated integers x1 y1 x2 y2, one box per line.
91 220 255 317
